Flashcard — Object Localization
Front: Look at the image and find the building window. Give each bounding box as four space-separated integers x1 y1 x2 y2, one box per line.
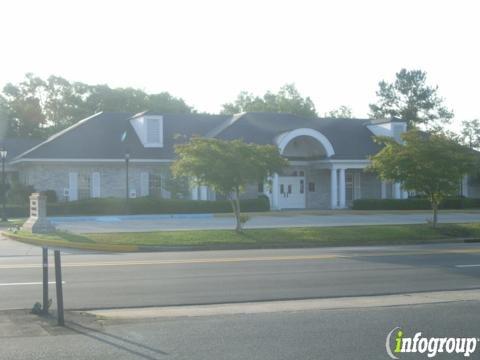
258 183 264 193
308 182 315 192
299 171 305 177
300 179 305 194
146 118 162 144
149 173 162 197
280 184 284 194
78 174 91 200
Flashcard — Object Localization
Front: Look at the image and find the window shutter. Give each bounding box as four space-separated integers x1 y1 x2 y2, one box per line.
146 118 162 145
140 172 149 196
91 172 101 198
68 172 78 201
353 172 361 200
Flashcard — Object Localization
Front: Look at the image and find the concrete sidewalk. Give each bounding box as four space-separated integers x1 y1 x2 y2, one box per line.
50 211 480 233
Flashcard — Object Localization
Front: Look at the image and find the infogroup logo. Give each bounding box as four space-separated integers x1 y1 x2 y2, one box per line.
386 327 479 358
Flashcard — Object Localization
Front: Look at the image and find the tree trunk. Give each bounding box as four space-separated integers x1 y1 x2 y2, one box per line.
229 190 242 233
234 188 242 233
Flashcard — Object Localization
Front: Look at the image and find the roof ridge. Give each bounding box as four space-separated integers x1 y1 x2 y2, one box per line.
205 112 246 138
12 111 106 162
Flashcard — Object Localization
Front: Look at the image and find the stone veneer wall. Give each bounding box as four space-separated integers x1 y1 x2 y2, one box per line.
17 163 171 201
306 169 330 209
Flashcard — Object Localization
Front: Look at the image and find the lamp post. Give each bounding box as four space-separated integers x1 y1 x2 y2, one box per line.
125 152 130 213
0 148 7 222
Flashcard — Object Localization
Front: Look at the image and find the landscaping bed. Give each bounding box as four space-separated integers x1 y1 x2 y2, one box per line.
352 198 480 210
3 196 270 217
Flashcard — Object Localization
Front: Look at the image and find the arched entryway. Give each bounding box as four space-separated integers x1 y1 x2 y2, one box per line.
272 128 335 209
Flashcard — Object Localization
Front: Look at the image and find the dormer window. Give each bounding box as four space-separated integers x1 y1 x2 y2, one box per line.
130 114 164 148
146 117 162 145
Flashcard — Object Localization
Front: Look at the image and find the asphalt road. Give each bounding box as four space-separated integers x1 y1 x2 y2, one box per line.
1 238 480 310
1 301 479 359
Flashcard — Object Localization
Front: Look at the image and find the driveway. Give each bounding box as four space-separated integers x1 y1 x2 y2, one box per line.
48 211 480 233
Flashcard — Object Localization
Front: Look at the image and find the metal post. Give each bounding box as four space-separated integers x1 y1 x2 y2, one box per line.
42 247 48 314
54 250 64 326
125 155 130 204
1 155 6 222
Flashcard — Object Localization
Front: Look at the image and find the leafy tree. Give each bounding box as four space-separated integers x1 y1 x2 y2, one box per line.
2 73 194 138
369 69 453 129
461 119 480 149
222 83 317 118
370 130 476 227
327 105 353 118
43 76 91 133
172 138 288 232
2 73 47 137
0 97 9 140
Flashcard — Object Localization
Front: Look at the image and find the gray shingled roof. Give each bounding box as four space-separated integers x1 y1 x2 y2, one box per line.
14 112 229 161
0 138 43 162
213 112 382 159
13 111 385 162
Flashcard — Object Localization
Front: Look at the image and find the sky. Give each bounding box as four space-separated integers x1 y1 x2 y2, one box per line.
1 0 479 130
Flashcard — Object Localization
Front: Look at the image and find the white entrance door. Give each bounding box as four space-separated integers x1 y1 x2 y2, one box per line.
277 176 306 209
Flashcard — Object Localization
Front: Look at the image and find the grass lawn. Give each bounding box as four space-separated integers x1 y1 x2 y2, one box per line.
4 223 480 252
0 218 27 228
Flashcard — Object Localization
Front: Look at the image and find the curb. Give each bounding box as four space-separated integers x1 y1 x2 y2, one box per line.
85 289 480 319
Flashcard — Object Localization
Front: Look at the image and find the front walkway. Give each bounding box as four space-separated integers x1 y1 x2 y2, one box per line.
48 211 480 233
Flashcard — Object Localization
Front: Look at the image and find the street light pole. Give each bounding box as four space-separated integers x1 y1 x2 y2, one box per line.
0 148 7 222
125 152 130 214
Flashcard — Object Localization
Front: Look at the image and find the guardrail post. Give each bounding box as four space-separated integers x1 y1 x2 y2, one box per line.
54 250 64 326
42 247 48 314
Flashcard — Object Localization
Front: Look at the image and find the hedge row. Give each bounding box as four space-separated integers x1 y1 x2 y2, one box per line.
4 196 270 217
352 198 480 210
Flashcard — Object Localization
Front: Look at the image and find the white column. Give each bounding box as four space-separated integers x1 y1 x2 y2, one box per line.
272 173 279 210
191 185 199 200
401 188 409 199
462 176 469 197
393 182 402 199
330 167 338 209
339 168 346 208
381 181 387 199
200 186 208 200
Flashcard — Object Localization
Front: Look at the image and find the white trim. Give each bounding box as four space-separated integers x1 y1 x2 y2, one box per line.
272 173 280 210
339 168 346 208
10 158 173 164
289 159 370 169
330 167 338 209
276 128 335 158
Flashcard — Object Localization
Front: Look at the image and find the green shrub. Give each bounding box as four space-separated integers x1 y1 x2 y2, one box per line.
5 205 29 218
43 190 58 203
352 198 480 210
6 180 34 205
46 195 270 216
